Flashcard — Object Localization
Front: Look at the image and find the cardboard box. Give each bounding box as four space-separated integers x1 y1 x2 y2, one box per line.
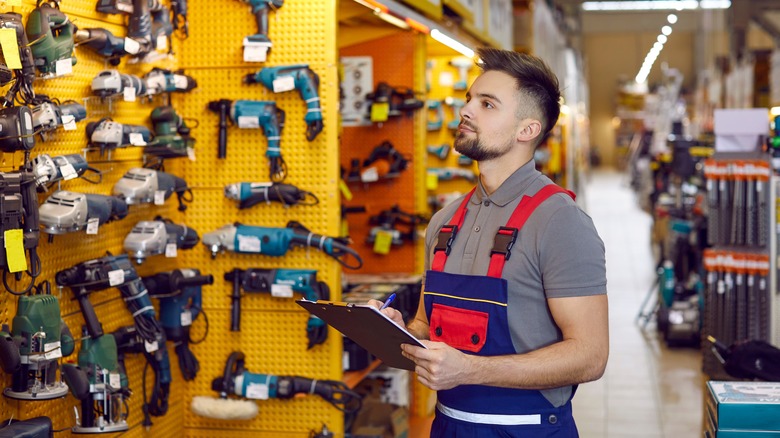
367 367 411 407
352 379 410 438
707 381 780 432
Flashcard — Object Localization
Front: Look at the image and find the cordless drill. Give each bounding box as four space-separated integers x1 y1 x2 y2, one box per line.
25 2 76 77
144 106 195 159
144 269 214 381
239 0 284 62
224 268 329 348
245 65 322 141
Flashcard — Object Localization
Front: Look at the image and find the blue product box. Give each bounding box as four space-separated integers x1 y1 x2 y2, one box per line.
707 381 780 432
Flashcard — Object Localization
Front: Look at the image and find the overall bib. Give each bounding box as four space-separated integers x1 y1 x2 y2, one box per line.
425 185 578 437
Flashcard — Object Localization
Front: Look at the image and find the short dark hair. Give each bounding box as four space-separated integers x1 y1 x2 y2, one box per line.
476 47 561 146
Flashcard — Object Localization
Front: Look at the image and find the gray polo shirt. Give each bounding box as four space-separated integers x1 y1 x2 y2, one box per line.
424 160 607 407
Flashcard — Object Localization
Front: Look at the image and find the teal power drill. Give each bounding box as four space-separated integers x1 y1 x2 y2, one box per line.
25 2 76 77
144 106 195 159
244 65 322 141
0 291 75 401
224 268 329 348
227 100 286 181
239 0 284 62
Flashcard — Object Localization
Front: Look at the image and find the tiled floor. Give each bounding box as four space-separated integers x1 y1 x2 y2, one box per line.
573 168 704 437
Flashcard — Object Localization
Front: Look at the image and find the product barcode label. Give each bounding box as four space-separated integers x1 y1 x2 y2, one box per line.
180 310 192 326
86 217 100 235
271 284 294 298
245 382 269 400
272 76 295 93
108 269 124 286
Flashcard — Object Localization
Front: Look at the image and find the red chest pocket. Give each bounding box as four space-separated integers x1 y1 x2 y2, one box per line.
429 303 488 353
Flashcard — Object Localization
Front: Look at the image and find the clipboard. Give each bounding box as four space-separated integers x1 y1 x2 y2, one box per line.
296 299 426 371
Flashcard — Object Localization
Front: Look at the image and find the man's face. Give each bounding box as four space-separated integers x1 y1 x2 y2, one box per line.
454 70 524 161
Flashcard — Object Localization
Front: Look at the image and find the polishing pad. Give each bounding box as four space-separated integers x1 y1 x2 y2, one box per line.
191 396 259 420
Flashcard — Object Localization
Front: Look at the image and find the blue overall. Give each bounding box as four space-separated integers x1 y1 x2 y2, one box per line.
424 185 578 437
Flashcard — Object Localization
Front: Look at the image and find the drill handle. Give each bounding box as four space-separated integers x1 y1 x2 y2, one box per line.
75 288 104 339
226 269 243 332
217 103 229 159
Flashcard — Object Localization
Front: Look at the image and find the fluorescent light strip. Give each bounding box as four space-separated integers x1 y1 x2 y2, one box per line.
583 1 730 11
431 29 475 58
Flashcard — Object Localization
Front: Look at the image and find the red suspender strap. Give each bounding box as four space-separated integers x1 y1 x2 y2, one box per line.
486 185 575 278
431 188 476 272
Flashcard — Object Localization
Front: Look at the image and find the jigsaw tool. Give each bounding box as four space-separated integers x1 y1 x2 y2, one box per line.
28 153 96 191
61 331 130 434
0 171 41 295
143 105 195 159
74 27 131 65
191 351 361 420
366 205 428 247
244 65 322 141
144 269 213 381
123 216 199 264
86 118 152 155
238 0 284 62
224 182 318 209
0 106 35 153
25 2 76 77
219 99 286 181
202 221 363 269
144 68 197 95
91 69 147 99
112 167 193 211
0 13 36 105
39 191 128 237
112 325 171 418
31 99 86 141
224 268 329 347
0 288 75 400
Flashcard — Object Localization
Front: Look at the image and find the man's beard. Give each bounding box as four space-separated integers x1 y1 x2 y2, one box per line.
454 131 513 161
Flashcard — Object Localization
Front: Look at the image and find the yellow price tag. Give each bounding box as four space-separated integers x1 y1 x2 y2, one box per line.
426 172 439 190
373 230 394 255
4 229 26 273
339 178 352 201
340 219 349 239
370 102 390 123
0 28 22 70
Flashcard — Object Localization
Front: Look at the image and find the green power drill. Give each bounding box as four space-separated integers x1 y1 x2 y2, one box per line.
244 65 322 141
224 268 329 348
25 1 76 77
144 106 195 159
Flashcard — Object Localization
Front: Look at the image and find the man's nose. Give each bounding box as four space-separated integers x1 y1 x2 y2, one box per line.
460 100 473 119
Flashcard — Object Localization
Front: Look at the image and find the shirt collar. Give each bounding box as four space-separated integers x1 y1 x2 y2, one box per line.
472 160 542 207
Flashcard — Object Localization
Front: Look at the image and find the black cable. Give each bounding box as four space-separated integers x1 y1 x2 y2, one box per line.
188 306 209 345
174 341 199 381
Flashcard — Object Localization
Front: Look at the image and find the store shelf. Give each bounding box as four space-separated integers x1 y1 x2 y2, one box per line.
344 359 383 389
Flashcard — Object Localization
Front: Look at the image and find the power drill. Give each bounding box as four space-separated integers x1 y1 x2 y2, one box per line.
86 118 152 156
25 2 76 77
238 0 284 62
91 69 147 99
144 106 195 159
207 99 231 159
144 269 214 381
0 106 35 153
0 291 75 400
224 268 329 348
444 97 465 131
224 181 318 209
39 191 128 238
112 167 193 211
0 171 41 295
31 99 87 141
366 205 428 247
123 216 200 264
202 221 363 269
244 65 322 141
28 153 95 191
144 68 197 96
61 331 130 434
223 100 286 181
0 13 36 105
74 27 131 65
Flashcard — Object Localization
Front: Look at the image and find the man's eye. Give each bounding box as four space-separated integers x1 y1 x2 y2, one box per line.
483 101 494 109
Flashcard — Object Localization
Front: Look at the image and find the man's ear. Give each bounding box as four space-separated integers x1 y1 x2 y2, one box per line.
516 119 542 143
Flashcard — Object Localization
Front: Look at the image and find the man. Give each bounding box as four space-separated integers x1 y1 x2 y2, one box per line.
370 48 608 437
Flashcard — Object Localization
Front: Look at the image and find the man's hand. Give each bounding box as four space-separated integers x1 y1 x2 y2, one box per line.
401 341 474 391
367 299 406 329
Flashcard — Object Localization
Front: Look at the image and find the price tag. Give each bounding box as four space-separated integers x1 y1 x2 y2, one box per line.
154 190 166 205
124 37 141 55
187 146 196 161
144 340 159 353
86 217 100 235
55 58 73 76
245 382 269 400
339 179 352 201
129 132 146 146
60 162 77 180
438 71 454 87
361 167 379 183
61 115 77 131
748 276 755 287
237 116 260 128
272 76 296 93
156 34 168 51
237 234 261 253
173 75 188 90
4 229 26 273
180 310 192 327
373 230 394 255
165 242 177 257
124 86 136 102
43 341 62 360
243 43 269 62
340 219 349 240
343 351 350 370
760 278 767 290
426 172 439 190
0 29 22 70
108 269 124 286
370 102 390 122
271 284 294 298
109 373 121 388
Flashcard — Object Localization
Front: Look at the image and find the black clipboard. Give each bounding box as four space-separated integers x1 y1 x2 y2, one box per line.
296 299 426 371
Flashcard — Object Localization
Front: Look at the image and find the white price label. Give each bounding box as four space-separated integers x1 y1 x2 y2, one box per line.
109 373 121 388
361 167 379 182
173 75 188 90
108 269 125 286
343 351 350 370
124 37 141 55
187 146 196 161
245 382 269 400
180 310 192 327
129 132 146 146
124 86 137 102
271 284 294 298
165 242 177 257
760 278 767 290
272 76 296 93
86 217 100 235
156 34 168 51
243 42 269 62
60 162 77 180
144 340 159 353
55 58 72 76
43 341 62 360
237 116 260 129
237 234 261 253
154 190 166 205
61 115 77 131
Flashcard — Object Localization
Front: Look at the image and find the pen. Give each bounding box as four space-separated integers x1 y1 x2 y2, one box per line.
379 293 397 310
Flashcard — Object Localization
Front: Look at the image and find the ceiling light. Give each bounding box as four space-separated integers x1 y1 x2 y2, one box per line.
662 25 672 35
654 42 663 50
657 34 668 44
582 1 730 11
430 29 474 58
667 14 678 24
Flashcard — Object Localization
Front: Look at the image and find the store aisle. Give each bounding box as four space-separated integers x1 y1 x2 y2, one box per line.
573 168 704 437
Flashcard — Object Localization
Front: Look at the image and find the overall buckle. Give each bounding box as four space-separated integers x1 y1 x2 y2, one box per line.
491 227 518 260
434 225 458 256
